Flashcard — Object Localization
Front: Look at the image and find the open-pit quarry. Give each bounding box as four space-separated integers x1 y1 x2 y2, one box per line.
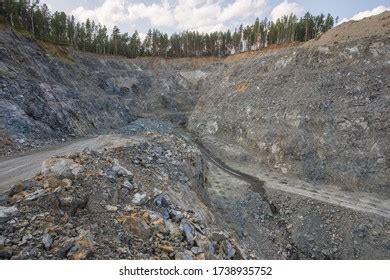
0 12 389 260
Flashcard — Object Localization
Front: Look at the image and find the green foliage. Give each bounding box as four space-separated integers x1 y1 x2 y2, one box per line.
1 1 336 58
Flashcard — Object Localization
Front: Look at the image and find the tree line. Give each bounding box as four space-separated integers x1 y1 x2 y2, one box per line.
0 0 337 58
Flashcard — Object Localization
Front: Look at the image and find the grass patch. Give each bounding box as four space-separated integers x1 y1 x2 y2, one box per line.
39 41 75 64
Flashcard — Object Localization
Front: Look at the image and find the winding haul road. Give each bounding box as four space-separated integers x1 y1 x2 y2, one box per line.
1 133 389 219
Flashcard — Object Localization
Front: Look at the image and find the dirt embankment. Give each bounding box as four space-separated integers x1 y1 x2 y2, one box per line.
305 11 390 47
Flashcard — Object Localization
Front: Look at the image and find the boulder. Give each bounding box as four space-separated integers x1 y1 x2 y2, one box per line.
132 192 148 206
0 206 19 224
120 213 151 240
111 160 133 178
42 158 83 179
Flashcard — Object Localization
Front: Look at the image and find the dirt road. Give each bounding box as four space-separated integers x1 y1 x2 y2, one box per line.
0 135 134 195
176 131 390 219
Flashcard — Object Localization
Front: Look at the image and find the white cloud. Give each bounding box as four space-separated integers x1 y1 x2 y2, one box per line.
339 5 390 25
270 0 304 21
72 0 128 29
127 1 174 27
71 0 268 33
219 0 266 22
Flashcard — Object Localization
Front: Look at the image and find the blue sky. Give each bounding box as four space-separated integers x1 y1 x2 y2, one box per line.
41 0 390 35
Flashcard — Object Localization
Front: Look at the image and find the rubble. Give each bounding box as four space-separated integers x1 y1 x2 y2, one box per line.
0 134 242 260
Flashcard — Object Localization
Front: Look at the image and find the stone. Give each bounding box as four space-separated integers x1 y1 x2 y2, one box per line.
66 230 94 260
120 214 151 240
180 221 195 245
190 246 203 255
42 158 83 179
164 220 181 236
196 238 215 258
159 245 175 253
154 194 171 208
195 253 206 260
105 205 118 212
132 192 148 206
161 209 170 220
124 205 134 212
25 189 47 201
210 231 229 242
223 240 236 259
111 160 133 178
57 195 88 216
0 206 19 224
8 180 35 198
42 233 53 250
169 209 184 222
175 250 193 260
122 180 134 191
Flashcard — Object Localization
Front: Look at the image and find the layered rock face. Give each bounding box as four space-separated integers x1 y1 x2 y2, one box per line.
189 13 390 196
0 27 203 152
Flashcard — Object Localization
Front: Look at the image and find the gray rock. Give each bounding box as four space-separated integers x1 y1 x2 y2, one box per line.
105 205 118 212
169 209 184 222
25 189 47 201
0 206 19 224
190 246 203 255
8 180 36 198
132 192 148 206
122 180 134 191
42 233 53 250
196 239 215 258
180 221 195 245
154 194 171 208
111 160 133 178
57 195 88 215
210 231 229 242
175 250 194 260
223 240 236 259
42 158 83 179
162 209 170 220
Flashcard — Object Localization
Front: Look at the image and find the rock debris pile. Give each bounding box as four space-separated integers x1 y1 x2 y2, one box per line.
0 134 243 260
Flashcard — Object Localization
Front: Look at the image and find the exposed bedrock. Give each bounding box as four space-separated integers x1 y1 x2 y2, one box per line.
0 27 206 152
189 15 390 196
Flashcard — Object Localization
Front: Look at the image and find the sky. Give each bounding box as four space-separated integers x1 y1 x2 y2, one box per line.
41 0 390 36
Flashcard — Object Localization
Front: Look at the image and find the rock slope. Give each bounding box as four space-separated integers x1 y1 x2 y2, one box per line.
189 12 390 196
0 27 204 155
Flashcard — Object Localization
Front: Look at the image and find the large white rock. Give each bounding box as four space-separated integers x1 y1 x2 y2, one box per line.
132 192 148 206
42 158 83 179
0 206 19 224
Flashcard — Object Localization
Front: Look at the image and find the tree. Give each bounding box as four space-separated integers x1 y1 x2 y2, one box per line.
110 26 120 55
1 1 336 59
